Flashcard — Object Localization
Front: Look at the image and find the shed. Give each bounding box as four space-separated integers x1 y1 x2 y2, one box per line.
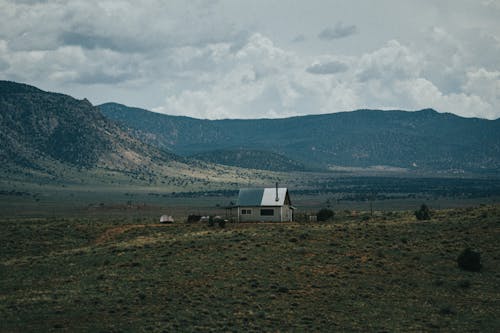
160 215 174 223
235 185 294 222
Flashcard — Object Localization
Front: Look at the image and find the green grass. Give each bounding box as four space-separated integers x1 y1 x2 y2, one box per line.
1 205 499 332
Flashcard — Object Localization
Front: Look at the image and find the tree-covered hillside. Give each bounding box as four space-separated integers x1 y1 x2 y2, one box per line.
100 103 500 173
192 149 310 172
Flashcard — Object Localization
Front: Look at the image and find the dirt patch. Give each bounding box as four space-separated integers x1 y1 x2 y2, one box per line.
94 223 171 244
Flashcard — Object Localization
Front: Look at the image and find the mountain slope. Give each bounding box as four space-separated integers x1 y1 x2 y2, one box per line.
192 149 309 172
0 81 180 174
99 103 500 173
0 81 109 169
0 81 291 190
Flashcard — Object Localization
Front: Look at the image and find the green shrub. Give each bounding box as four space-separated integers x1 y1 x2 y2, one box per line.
457 248 481 272
187 214 201 223
317 208 334 222
415 204 431 220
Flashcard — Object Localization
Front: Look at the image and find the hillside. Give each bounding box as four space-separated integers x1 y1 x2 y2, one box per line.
0 81 274 189
99 103 500 173
2 205 500 331
0 81 109 169
192 149 309 172
0 81 180 174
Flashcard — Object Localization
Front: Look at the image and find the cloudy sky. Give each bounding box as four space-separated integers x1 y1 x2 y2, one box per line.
1 0 499 119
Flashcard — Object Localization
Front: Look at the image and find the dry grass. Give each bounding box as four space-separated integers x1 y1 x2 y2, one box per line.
1 204 499 332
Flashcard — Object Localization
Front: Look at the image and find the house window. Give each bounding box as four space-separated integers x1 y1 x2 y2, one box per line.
241 209 252 215
260 209 274 216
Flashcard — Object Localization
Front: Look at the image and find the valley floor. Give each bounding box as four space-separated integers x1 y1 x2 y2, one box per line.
1 205 499 332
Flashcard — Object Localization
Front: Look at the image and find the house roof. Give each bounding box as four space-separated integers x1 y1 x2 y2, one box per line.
237 187 290 206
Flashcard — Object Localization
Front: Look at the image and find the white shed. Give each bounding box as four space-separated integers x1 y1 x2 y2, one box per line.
160 215 174 223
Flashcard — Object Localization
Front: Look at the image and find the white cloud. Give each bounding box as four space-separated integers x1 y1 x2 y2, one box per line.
0 1 499 120
151 33 500 120
356 40 423 82
154 34 305 119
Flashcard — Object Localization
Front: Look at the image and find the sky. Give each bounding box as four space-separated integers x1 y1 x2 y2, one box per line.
0 0 499 120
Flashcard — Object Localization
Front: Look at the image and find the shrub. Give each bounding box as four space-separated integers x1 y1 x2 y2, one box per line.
317 208 334 222
187 214 201 223
457 248 481 272
218 219 226 228
415 204 431 220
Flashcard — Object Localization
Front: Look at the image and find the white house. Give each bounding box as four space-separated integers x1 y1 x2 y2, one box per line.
235 185 294 222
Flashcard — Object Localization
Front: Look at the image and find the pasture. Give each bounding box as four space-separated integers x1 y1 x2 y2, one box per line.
1 204 499 332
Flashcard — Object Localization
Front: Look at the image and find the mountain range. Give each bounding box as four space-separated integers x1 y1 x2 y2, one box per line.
0 81 179 172
0 81 263 190
1 80 499 189
99 102 500 173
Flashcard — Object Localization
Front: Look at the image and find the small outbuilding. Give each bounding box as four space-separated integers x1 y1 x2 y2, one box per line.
160 215 174 223
235 184 294 222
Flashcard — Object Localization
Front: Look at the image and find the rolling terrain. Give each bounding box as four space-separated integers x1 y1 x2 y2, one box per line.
1 83 499 332
2 80 499 215
0 81 279 190
100 102 500 173
192 149 310 172
1 204 499 331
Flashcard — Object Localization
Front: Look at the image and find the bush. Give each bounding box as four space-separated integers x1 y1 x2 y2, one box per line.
457 248 481 272
217 219 226 228
208 216 225 228
415 204 431 220
187 214 201 223
317 208 334 222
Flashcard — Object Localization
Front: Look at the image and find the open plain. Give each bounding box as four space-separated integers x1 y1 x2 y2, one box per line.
1 201 499 332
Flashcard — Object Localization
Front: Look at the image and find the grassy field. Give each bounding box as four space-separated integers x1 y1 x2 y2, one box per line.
2 173 500 219
1 204 499 332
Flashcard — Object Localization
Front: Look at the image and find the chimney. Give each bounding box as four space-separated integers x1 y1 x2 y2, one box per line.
275 182 279 202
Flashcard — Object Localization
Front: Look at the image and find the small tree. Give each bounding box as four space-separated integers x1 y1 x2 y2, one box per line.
187 214 201 223
415 204 431 220
457 248 481 272
207 216 215 227
317 208 334 222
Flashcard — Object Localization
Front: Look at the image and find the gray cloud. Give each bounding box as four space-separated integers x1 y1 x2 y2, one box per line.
318 22 358 40
0 1 499 120
6 0 48 3
58 30 164 53
306 61 348 75
73 71 136 85
0 58 9 71
291 34 306 43
60 32 117 50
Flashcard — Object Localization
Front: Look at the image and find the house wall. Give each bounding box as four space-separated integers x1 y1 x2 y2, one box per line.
282 204 293 222
238 205 293 222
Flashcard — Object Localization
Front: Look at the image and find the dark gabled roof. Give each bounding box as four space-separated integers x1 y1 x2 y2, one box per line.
237 188 265 206
237 188 290 206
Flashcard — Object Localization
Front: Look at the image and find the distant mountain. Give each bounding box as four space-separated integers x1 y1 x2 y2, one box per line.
0 81 109 169
0 81 203 186
0 81 183 170
99 102 500 173
192 149 309 172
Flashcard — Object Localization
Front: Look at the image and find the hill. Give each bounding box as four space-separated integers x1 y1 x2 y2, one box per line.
0 81 181 173
192 149 310 172
1 81 108 169
2 204 500 331
99 103 500 173
0 81 272 189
